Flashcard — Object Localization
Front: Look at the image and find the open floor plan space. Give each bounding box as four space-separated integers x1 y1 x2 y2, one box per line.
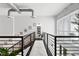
0 3 79 56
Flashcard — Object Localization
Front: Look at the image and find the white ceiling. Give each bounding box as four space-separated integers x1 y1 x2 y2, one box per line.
0 3 70 16
16 3 70 16
0 3 10 8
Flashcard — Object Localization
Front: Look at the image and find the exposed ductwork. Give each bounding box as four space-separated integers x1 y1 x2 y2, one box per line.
8 8 34 17
8 3 21 14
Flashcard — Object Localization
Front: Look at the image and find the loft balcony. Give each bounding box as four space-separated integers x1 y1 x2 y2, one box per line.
0 3 79 56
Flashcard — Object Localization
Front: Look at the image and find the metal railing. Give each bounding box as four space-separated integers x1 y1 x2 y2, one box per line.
0 32 35 56
43 32 79 56
42 32 55 56
0 36 23 56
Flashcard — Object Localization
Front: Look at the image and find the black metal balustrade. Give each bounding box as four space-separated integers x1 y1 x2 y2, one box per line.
0 36 23 56
1 31 79 56
0 32 35 56
43 32 79 56
42 32 55 56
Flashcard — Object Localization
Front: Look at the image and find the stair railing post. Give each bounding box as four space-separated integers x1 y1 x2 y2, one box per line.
63 47 67 56
33 32 35 41
21 37 24 56
47 34 48 54
54 36 57 56
59 45 62 56
30 34 31 42
13 46 14 51
44 33 45 41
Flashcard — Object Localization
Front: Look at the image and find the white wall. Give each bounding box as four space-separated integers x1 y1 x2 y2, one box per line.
0 8 13 36
0 15 13 36
0 8 55 36
0 15 12 35
14 15 55 35
36 16 55 34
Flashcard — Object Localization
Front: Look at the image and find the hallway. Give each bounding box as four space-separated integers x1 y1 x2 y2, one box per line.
29 40 47 56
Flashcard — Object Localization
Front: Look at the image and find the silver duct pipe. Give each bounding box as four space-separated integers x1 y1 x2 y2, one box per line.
8 3 21 13
8 8 34 17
